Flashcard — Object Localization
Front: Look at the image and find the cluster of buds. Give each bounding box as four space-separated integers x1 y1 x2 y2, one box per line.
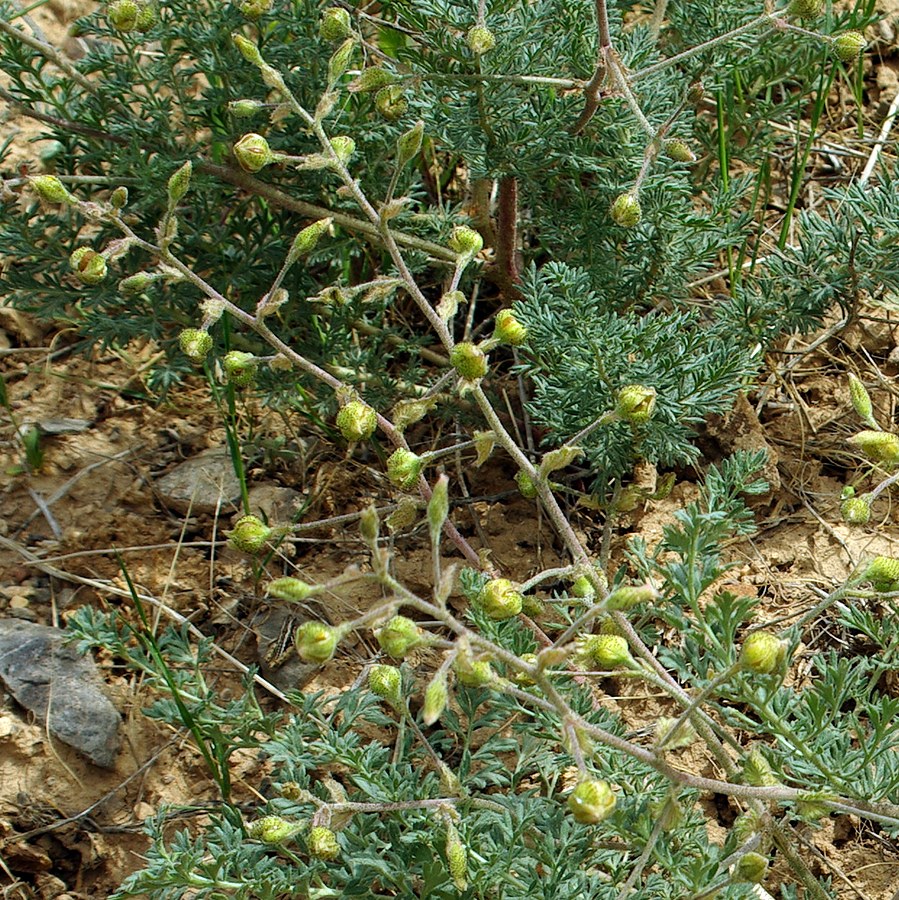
30 175 76 205
240 0 272 19
320 7 353 41
247 815 302 844
862 556 899 591
307 826 340 860
493 309 528 346
787 0 823 17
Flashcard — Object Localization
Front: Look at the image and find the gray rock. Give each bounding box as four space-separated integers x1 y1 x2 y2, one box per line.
156 447 243 514
0 619 121 768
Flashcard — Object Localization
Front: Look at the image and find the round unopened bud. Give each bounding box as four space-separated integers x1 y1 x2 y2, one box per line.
328 135 356 163
110 186 129 209
69 248 108 285
515 469 538 499
734 851 769 883
107 0 139 31
606 583 659 611
222 350 258 386
832 31 867 61
307 826 340 860
848 430 899 464
386 448 423 491
375 85 408 120
570 575 595 600
616 384 657 423
863 556 899 589
348 67 399 93
240 0 272 19
267 577 316 602
234 133 276 173
369 664 403 709
454 656 494 687
229 99 265 118
610 192 641 227
840 494 872 525
738 631 785 675
320 7 352 41
135 3 156 31
477 578 523 620
448 225 483 257
580 634 632 669
295 621 340 663
119 272 155 294
30 175 74 204
228 514 271 553
451 342 488 381
336 400 377 442
178 328 213 361
422 670 448 725
567 779 616 824
466 24 496 55
788 0 823 17
664 139 696 163
377 615 422 659
494 309 528 345
247 815 300 844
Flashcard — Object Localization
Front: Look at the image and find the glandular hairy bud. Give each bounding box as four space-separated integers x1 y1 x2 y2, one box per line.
515 469 538 499
30 175 74 204
743 746 779 787
348 67 399 94
610 192 641 227
228 98 265 117
328 135 355 164
567 779 616 824
734 851 769 884
267 576 318 602
738 631 786 675
336 399 377 442
477 578 523 620
328 37 355 84
295 621 340 663
832 31 867 61
119 272 156 294
387 448 423 491
437 289 463 321
240 0 272 19
450 342 488 381
570 575 595 600
664 139 696 163
454 655 494 687
376 614 423 659
848 372 875 425
493 309 528 345
579 634 632 669
233 33 264 65
110 186 129 209
466 24 496 55
234 133 276 173
445 820 468 891
862 555 899 589
307 826 340 860
375 85 408 121
222 350 258 386
288 218 333 263
539 445 583 477
369 664 403 710
201 297 226 324
788 0 823 17
107 0 139 32
396 120 424 168
606 583 659 611
178 328 213 362
69 248 108 285
448 225 483 258
840 493 872 525
247 815 301 844
135 3 156 31
848 430 899 464
732 809 762 844
616 384 657 424
422 670 449 725
386 496 419 532
427 474 449 538
320 7 352 41
228 514 272 553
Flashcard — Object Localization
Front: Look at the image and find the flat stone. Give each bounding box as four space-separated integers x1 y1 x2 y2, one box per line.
156 447 243 514
0 619 121 768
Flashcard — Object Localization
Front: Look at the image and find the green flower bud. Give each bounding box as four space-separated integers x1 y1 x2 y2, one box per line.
848 430 899 464
445 821 468 891
610 192 641 227
743 747 779 787
107 0 139 32
375 85 408 121
840 494 872 525
30 175 74 204
178 328 213 362
267 576 317 602
450 342 488 381
165 161 192 205
135 3 156 31
477 578 523 620
295 620 340 663
606 583 659 611
616 384 657 424
448 225 483 258
664 139 696 163
328 37 355 84
233 33 264 65
110 186 129 209
848 372 875 424
454 655 494 687
396 120 424 168
466 24 496 55
228 99 265 117
788 0 823 17
863 555 899 589
288 218 333 263
387 448 423 491
348 67 399 93
422 670 449 725
493 309 528 345
228 514 272 553
336 400 377 442
832 31 867 61
738 631 785 675
734 851 769 883
234 133 276 173
369 664 403 710
320 7 352 41
222 350 258 387
732 809 763 844
579 634 632 669
247 815 301 844
119 272 155 294
240 0 272 19
567 779 616 824
377 614 422 659
570 575 595 600
69 248 108 285
308 826 340 860
328 135 355 164
515 469 538 499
